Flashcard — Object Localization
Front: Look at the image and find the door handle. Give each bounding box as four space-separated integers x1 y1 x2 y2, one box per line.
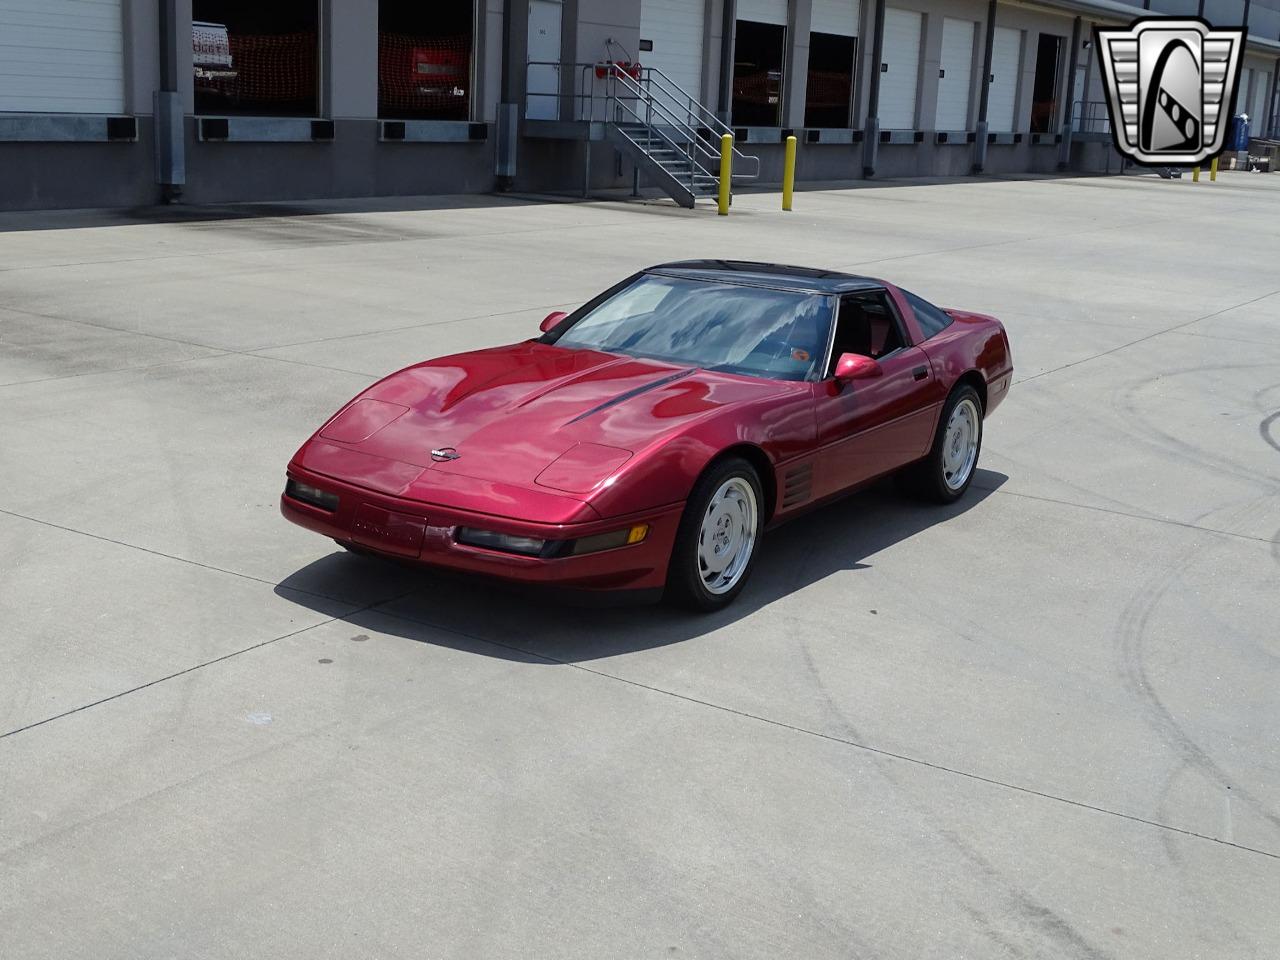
912 365 929 381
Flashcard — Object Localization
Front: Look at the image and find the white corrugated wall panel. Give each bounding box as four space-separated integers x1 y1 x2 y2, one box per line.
738 0 788 26
640 0 706 99
811 0 861 37
935 17 975 129
988 26 1021 133
879 8 921 129
0 0 124 113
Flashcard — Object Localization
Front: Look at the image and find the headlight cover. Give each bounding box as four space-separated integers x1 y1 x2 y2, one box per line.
454 523 649 558
285 478 339 511
455 527 547 556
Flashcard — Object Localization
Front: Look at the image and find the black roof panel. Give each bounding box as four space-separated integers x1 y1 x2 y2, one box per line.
646 260 883 295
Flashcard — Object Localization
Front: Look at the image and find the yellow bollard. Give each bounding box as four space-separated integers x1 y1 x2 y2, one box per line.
718 134 733 216
1210 156 1219 181
1192 166 1200 182
782 135 797 211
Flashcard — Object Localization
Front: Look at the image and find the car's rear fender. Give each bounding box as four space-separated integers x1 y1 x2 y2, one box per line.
922 311 1013 415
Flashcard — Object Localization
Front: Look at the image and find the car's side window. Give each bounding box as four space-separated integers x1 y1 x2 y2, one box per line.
826 291 907 375
903 290 954 339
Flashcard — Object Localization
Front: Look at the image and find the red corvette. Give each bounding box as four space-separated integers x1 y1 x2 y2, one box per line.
282 261 1012 609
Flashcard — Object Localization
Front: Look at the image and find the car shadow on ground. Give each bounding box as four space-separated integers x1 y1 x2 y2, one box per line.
275 470 1007 663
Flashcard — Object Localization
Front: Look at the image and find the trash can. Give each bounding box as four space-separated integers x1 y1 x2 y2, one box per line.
1231 114 1251 150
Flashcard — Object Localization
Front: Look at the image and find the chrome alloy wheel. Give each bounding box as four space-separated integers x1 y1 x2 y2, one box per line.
697 477 759 595
942 396 981 491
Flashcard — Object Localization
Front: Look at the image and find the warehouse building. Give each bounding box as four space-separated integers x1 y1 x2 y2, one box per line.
1 0 1277 210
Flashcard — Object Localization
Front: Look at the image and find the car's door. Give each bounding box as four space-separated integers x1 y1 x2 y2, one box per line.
810 290 946 499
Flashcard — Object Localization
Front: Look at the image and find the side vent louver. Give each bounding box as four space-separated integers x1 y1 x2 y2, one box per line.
782 463 813 509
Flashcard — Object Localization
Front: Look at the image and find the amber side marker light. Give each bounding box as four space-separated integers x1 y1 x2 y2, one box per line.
569 524 649 556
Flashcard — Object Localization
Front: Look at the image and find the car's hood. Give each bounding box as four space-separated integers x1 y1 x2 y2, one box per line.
301 342 795 497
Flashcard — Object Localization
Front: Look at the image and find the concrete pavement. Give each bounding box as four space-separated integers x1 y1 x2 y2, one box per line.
2 173 1278 959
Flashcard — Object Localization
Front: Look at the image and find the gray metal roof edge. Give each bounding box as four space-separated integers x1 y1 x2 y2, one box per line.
1001 0 1280 55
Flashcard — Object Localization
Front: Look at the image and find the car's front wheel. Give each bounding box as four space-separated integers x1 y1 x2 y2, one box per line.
666 457 763 611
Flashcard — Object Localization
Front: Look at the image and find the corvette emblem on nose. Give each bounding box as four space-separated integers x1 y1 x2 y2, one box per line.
431 447 460 462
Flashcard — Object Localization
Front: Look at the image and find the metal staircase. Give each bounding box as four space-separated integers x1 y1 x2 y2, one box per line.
595 64 760 209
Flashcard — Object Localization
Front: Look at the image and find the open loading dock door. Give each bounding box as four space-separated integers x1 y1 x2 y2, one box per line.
734 0 789 126
806 0 860 128
1030 33 1062 133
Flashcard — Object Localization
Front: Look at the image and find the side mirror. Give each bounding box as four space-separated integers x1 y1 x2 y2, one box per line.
833 352 883 381
540 311 568 333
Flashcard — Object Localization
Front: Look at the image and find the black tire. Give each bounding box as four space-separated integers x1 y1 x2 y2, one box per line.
899 384 984 504
665 457 765 612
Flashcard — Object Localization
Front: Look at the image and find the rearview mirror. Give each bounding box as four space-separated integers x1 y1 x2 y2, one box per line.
540 311 568 333
834 352 883 381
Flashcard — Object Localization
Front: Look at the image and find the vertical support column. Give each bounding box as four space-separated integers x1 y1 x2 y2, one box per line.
154 0 185 202
784 0 813 130
1266 57 1279 139
718 0 737 124
862 0 887 177
325 0 378 120
972 0 996 174
497 0 527 189
1057 17 1081 171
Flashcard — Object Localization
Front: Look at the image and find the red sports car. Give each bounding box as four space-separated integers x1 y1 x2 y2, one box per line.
282 261 1012 609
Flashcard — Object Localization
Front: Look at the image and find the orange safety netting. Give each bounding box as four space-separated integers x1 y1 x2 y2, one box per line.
378 33 471 119
805 71 852 109
195 32 318 106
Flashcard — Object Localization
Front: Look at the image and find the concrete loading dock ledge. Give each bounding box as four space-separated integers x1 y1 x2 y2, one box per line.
1 0 1278 210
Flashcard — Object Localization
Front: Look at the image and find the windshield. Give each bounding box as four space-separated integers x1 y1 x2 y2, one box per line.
549 274 833 381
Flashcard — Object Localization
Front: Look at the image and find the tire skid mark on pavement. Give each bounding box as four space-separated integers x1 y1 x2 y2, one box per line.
788 616 1116 960
1114 513 1280 843
1115 362 1280 495
340 600 1280 860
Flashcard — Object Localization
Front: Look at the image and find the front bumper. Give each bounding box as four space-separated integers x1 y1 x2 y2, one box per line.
281 463 682 592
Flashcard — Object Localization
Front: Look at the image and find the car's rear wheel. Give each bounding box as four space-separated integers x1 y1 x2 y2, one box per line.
900 384 983 503
666 457 763 611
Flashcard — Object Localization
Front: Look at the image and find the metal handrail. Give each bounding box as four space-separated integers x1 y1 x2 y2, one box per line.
635 66 760 179
523 60 760 187
1071 100 1112 135
602 67 729 185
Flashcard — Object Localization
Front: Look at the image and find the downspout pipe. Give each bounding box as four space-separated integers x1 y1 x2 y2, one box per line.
862 0 886 177
1058 17 1082 170
718 0 737 124
495 0 520 189
155 0 184 202
1266 54 1279 138
973 0 997 173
